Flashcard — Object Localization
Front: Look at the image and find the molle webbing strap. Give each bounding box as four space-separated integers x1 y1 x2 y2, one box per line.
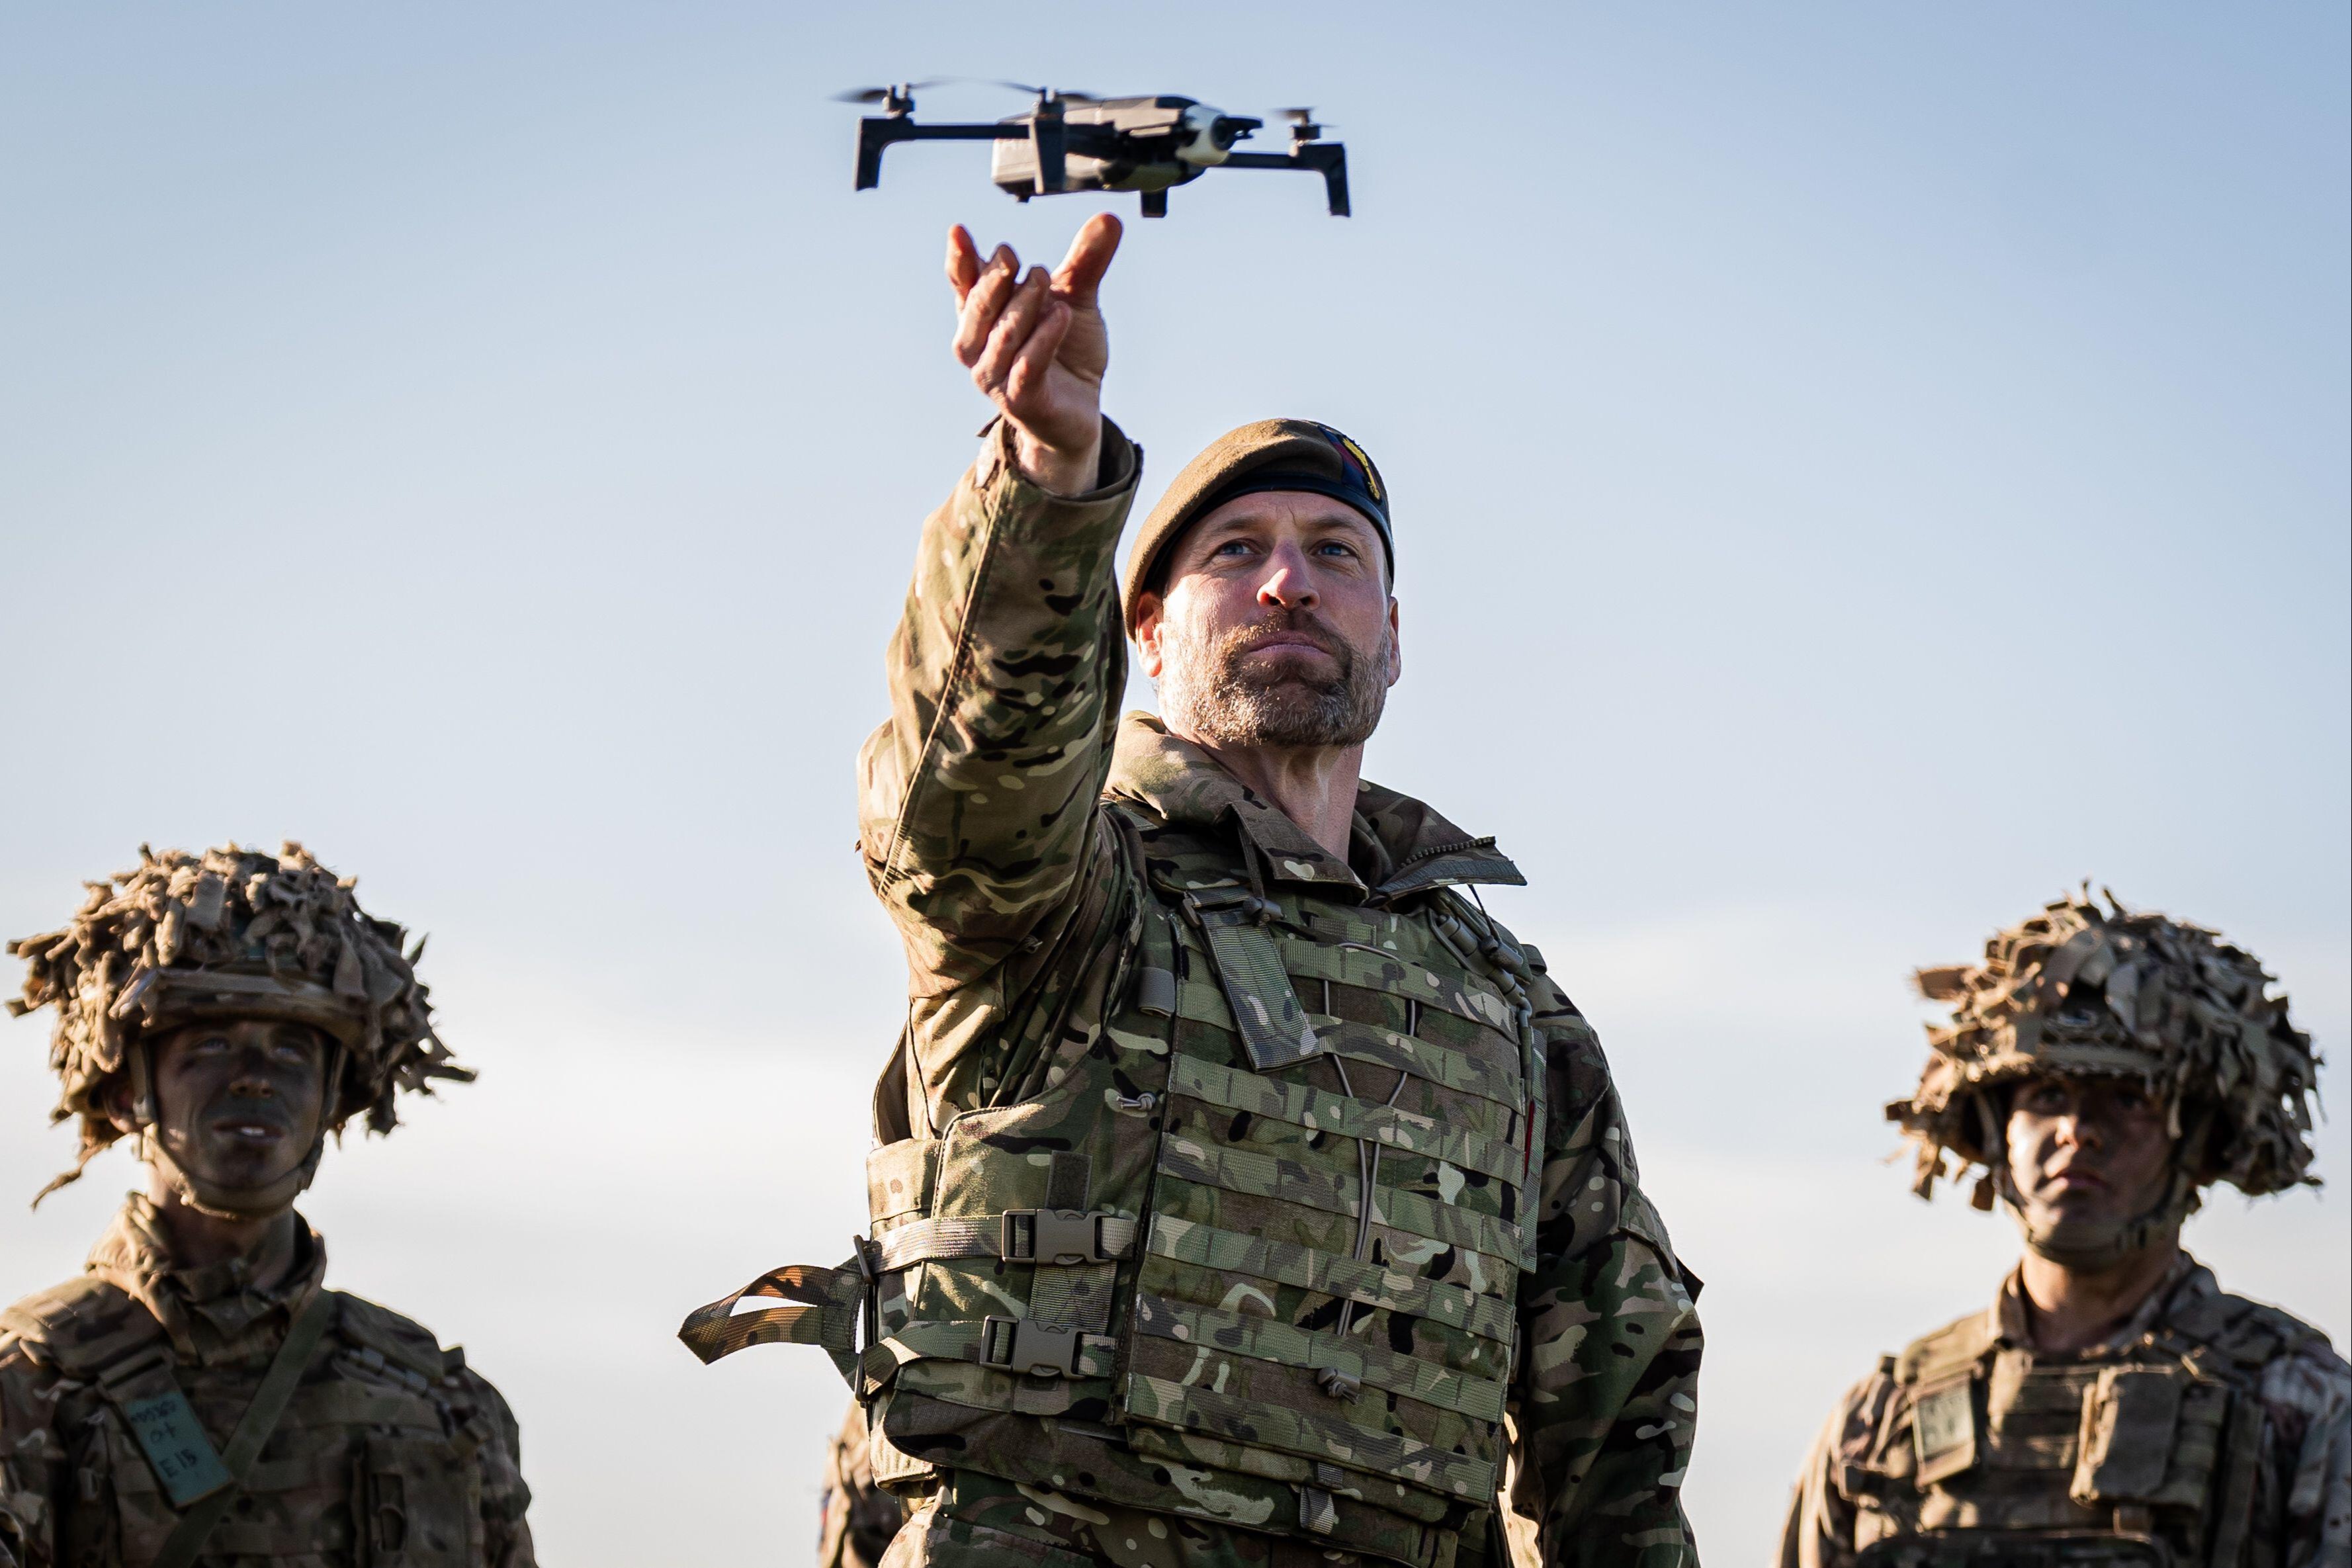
1027 1151 1119 1343
1144 1216 1513 1344
869 1211 1138 1272
1123 1372 1498 1503
677 1261 867 1386
1182 887 1319 1071
862 1319 1119 1389
1156 1137 1524 1269
1131 1293 1505 1422
148 1286 337 1568
1169 1052 1524 1184
1166 967 1524 1110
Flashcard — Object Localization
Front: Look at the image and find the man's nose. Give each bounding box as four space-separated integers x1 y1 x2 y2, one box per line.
1256 544 1319 610
228 1052 277 1096
2057 1113 2103 1151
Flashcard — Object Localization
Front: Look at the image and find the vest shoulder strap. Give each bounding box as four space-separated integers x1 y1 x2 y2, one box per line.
1895 1309 1998 1387
330 1291 455 1382
0 1274 165 1379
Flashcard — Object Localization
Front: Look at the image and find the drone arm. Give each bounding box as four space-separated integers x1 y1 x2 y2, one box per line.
1219 143 1350 216
854 118 1029 191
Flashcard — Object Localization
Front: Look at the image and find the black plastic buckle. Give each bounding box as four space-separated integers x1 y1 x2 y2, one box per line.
980 1315 1080 1377
1000 1209 1108 1266
1178 885 1277 926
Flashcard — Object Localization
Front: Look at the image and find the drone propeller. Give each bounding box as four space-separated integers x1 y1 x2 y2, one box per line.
832 79 955 105
832 77 1101 105
1275 107 1316 122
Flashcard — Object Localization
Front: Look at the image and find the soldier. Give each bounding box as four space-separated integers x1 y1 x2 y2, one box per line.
680 214 1703 1567
0 842 537 1568
1779 891 2350 1567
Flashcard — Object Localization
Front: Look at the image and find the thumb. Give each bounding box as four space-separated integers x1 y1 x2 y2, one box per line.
1053 213 1123 308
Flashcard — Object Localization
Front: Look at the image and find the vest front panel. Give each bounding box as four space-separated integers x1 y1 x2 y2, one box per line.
1853 1336 2253 1568
102 1341 478 1567
862 815 1544 1563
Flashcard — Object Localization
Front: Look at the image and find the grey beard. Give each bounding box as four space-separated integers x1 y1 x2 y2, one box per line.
1160 613 1390 750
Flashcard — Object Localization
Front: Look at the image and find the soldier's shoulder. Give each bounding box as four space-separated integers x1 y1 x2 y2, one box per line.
2166 1277 2342 1374
0 1271 159 1376
1892 1305 1996 1385
327 1289 460 1382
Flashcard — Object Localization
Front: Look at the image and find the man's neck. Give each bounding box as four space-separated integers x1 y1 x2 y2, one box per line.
146 1172 299 1286
2015 1231 2182 1354
1185 734 1364 859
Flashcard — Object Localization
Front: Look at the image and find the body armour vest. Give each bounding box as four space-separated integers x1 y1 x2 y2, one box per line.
1840 1284 2324 1568
3 1277 502 1566
687 807 1546 1568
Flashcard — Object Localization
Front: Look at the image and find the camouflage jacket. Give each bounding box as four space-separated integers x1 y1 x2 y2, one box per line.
853 419 1704 1564
1778 1256 2351 1568
0 1195 534 1568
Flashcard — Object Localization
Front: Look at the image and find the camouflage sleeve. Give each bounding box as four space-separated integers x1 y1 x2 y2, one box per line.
1776 1374 1888 1568
2263 1341 2351 1568
451 1364 536 1568
1506 977 1703 1567
0 1340 62 1568
857 417 1140 994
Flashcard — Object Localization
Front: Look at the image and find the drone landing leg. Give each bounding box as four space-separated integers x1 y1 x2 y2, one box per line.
1140 189 1167 218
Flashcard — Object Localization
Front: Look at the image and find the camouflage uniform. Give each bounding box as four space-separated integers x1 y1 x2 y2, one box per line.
685 421 1702 1566
1 844 535 1568
1779 893 2349 1568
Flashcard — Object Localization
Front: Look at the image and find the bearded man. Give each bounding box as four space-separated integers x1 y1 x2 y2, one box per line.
681 216 1702 1567
1 842 535 1568
1778 892 2349 1568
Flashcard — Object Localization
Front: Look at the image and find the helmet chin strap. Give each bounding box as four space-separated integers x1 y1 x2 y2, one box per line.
1993 1161 2196 1271
134 1040 344 1224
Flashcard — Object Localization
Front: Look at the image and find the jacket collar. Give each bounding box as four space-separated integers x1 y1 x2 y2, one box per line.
89 1192 327 1364
1106 711 1524 902
1989 1251 2204 1358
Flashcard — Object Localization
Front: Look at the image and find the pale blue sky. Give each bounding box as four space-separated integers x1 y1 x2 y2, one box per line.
3 5 2345 1560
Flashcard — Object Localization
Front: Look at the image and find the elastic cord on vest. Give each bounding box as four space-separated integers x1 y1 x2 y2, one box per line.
135 1042 343 1223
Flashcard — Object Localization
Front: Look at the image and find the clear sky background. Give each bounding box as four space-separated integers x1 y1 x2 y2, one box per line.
3 4 2345 1561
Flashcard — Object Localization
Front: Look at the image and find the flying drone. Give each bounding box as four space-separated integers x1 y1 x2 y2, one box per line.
834 79 1349 218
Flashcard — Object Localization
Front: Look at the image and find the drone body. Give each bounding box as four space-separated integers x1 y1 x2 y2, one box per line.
842 84 1349 218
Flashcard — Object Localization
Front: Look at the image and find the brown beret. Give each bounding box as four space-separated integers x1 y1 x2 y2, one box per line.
1120 418 1391 635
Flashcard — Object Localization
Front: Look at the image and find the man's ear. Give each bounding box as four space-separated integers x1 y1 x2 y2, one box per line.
101 1076 140 1139
1383 597 1402 687
1134 591 1167 679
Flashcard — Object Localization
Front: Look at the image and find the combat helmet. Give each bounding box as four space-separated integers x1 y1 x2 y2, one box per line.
1888 889 2320 1267
8 841 471 1215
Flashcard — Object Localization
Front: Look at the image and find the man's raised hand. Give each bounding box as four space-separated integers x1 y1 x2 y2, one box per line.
947 213 1121 495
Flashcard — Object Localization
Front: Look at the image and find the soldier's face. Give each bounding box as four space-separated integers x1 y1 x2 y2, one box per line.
2005 1076 2174 1231
145 1018 331 1198
1138 492 1400 750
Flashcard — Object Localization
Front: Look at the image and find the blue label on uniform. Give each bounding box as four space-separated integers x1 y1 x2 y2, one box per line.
122 1389 232 1507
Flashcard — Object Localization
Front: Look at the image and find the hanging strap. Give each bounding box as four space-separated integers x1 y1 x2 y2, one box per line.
143 1287 337 1568
1181 885 1319 1071
677 1260 868 1386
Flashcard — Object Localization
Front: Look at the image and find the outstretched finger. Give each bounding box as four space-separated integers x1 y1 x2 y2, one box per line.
1004 300 1072 409
973 268 1055 392
951 246 1023 365
1052 213 1123 308
945 226 982 304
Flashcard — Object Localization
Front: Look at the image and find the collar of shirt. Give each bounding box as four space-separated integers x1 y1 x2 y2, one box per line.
1105 710 1526 902
85 1192 328 1364
1988 1250 2207 1359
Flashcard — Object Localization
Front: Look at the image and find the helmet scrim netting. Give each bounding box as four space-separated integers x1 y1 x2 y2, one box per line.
1888 889 2320 1206
7 842 472 1196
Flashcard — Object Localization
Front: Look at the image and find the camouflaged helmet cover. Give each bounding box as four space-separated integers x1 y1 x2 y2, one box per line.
7 842 471 1185
1890 889 2320 1204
